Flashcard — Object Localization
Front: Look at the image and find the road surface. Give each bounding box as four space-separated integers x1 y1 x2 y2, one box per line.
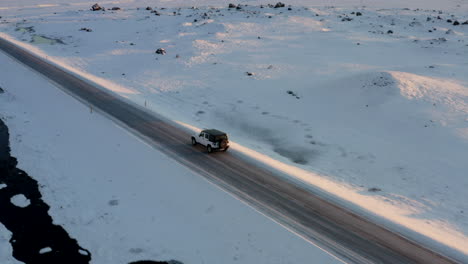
0 37 459 264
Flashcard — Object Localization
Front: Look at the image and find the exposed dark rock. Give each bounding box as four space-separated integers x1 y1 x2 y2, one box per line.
79 28 92 32
342 17 353 21
236 5 242 10
368 187 382 192
246 72 254 76
0 87 4 94
274 2 285 8
447 19 452 23
463 20 468 25
91 3 102 11
0 120 92 263
356 12 362 16
387 30 393 34
228 3 236 8
453 20 460 25
286 90 299 98
146 7 152 10
155 48 166 55
111 7 121 11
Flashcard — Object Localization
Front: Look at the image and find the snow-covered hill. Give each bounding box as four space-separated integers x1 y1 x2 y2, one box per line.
1 0 467 261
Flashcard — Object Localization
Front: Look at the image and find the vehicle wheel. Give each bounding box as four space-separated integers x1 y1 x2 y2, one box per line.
223 146 229 152
207 145 212 153
191 137 197 146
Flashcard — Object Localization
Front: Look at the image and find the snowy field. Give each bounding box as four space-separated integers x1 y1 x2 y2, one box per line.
0 50 341 263
1 0 468 262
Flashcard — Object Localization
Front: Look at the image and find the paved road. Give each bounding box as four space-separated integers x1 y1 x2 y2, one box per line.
0 37 460 264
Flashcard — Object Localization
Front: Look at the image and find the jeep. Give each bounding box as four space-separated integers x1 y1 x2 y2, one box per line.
192 129 229 153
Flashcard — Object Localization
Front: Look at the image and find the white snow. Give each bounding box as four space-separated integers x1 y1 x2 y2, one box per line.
10 194 30 208
0 183 6 190
0 50 341 263
1 0 468 262
39 247 52 254
0 225 22 264
78 249 90 256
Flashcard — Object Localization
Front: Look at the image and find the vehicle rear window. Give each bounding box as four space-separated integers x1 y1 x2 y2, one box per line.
215 135 228 140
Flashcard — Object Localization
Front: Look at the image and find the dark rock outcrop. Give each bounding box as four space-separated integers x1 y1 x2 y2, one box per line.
155 48 166 55
274 2 285 8
91 3 102 11
0 120 92 264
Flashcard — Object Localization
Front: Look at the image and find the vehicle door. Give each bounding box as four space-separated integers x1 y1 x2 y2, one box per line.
198 132 206 146
208 134 216 147
204 133 210 146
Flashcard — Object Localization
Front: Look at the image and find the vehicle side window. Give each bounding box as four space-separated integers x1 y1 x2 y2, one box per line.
204 134 209 139
199 133 203 137
209 135 215 142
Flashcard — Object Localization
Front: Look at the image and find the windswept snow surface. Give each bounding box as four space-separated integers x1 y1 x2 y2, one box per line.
0 225 21 264
0 52 341 263
1 0 468 261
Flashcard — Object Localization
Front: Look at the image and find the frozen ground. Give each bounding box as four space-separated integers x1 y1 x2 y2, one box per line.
1 0 468 261
0 51 341 263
